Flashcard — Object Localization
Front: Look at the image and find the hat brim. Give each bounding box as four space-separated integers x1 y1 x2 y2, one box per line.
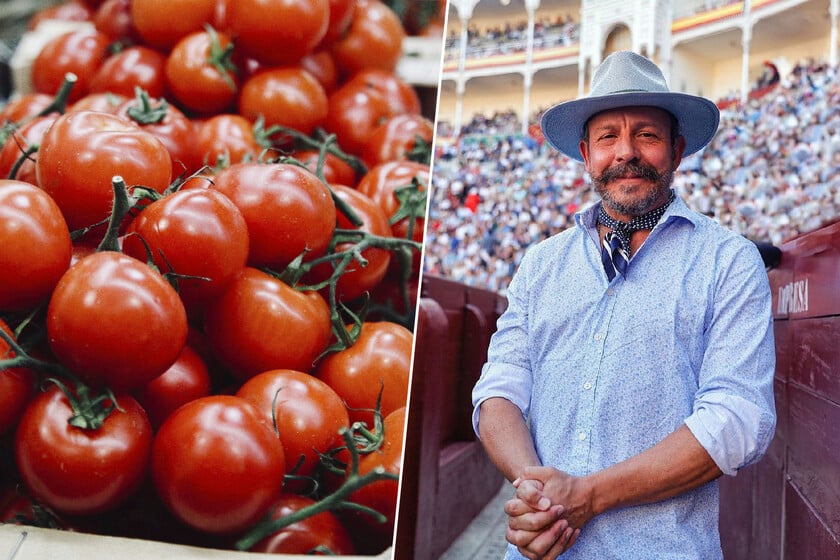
540 91 721 162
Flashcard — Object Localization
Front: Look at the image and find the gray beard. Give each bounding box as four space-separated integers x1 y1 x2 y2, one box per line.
593 167 674 218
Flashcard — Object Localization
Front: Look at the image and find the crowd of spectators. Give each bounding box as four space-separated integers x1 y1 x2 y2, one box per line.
443 13 579 61
424 57 840 294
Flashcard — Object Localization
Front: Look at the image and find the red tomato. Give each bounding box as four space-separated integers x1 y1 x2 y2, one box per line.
318 0 354 48
151 395 285 534
246 494 355 554
133 345 212 430
315 321 412 427
0 320 37 436
164 28 239 116
324 79 395 157
361 113 434 168
36 110 172 235
113 93 201 175
28 1 92 30
0 92 53 126
89 46 168 100
226 0 329 66
195 113 268 168
293 149 358 187
211 162 336 270
69 91 129 113
300 49 339 94
203 267 332 381
330 0 406 77
0 115 57 186
238 67 328 137
31 29 111 103
47 251 188 392
121 188 249 312
305 184 392 302
14 386 153 516
92 0 139 43
130 0 217 50
0 180 72 313
236 369 349 479
344 406 405 553
347 68 422 116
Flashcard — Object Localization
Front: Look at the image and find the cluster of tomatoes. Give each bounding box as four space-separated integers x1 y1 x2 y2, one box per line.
0 0 441 555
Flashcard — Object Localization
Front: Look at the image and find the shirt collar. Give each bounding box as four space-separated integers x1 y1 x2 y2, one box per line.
575 193 699 231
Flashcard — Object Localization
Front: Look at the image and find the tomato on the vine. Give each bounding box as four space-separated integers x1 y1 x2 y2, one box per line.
236 369 349 479
315 321 412 427
88 45 168 100
47 251 188 392
130 0 217 51
0 92 53 126
31 29 111 103
330 0 406 78
211 162 336 270
14 385 153 516
195 113 270 168
93 0 139 43
151 395 285 534
0 320 37 436
0 180 72 313
238 67 328 137
203 267 332 381
0 114 57 185
293 149 358 187
361 113 434 168
36 110 172 235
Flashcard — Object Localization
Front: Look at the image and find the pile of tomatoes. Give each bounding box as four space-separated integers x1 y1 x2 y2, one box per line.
0 0 441 555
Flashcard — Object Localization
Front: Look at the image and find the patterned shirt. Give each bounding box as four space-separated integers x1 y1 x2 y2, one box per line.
471 196 776 560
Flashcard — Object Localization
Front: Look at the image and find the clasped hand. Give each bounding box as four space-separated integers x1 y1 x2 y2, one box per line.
504 466 594 559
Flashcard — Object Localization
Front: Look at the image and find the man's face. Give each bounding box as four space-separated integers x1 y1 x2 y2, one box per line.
579 106 685 219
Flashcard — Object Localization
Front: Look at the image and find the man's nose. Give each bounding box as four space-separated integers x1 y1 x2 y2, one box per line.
614 134 639 162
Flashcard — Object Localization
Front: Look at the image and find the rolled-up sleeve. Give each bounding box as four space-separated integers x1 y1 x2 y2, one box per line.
684 242 777 476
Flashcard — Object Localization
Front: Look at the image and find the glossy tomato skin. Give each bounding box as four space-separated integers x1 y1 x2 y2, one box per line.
0 180 72 313
330 0 406 77
69 91 129 113
236 369 349 479
165 29 239 116
324 80 394 157
31 29 111 103
348 68 422 116
14 386 153 516
211 162 336 270
204 268 332 381
93 0 139 43
36 110 172 235
47 251 188 392
305 184 392 302
28 1 92 31
130 0 217 51
88 46 168 99
318 0 354 48
247 494 355 554
361 113 434 168
151 395 285 534
0 92 53 126
293 149 357 187
0 115 57 185
195 113 266 168
315 321 412 427
238 67 328 137
226 0 329 66
344 406 405 553
133 345 212 430
122 188 249 312
300 50 339 94
0 320 37 436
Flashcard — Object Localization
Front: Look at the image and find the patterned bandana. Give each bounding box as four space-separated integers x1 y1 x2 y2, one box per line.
597 189 676 255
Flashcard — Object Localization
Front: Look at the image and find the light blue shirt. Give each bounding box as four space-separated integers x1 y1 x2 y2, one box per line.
472 196 776 560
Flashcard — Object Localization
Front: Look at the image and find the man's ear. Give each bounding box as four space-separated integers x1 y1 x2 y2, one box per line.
672 135 687 169
579 139 591 170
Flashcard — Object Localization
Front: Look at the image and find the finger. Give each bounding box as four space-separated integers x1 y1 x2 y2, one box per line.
508 506 565 532
515 517 569 558
543 526 576 559
516 479 551 511
505 497 561 517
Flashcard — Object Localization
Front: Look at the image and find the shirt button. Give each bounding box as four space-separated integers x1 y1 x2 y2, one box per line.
578 431 587 441
594 333 603 341
583 381 593 390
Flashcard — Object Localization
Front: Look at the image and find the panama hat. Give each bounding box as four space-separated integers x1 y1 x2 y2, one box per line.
540 50 720 162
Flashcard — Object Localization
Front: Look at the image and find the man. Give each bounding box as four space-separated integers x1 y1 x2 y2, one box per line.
471 50 776 559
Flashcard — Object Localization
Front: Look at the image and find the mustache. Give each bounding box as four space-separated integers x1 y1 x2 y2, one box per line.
594 161 662 184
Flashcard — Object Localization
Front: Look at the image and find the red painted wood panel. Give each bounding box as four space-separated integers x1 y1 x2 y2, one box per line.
790 316 840 405
784 481 840 560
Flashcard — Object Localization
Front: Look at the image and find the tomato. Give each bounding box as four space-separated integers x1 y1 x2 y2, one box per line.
0 92 53 126
300 49 339 94
14 385 153 516
151 395 285 534
121 188 249 312
315 321 412 427
238 67 328 137
0 180 72 313
246 494 355 554
361 113 434 168
130 0 217 50
93 0 139 43
0 320 38 437
204 268 332 381
89 46 168 100
195 113 268 168
114 93 201 175
293 149 357 187
133 345 212 430
69 91 129 113
211 162 336 269
306 184 392 302
0 115 57 185
226 0 329 66
318 0 354 48
36 110 172 235
347 68 422 116
236 369 349 479
344 406 405 553
165 28 239 116
31 29 111 103
27 1 92 31
356 160 429 271
324 79 394 157
330 0 406 78
47 251 188 392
